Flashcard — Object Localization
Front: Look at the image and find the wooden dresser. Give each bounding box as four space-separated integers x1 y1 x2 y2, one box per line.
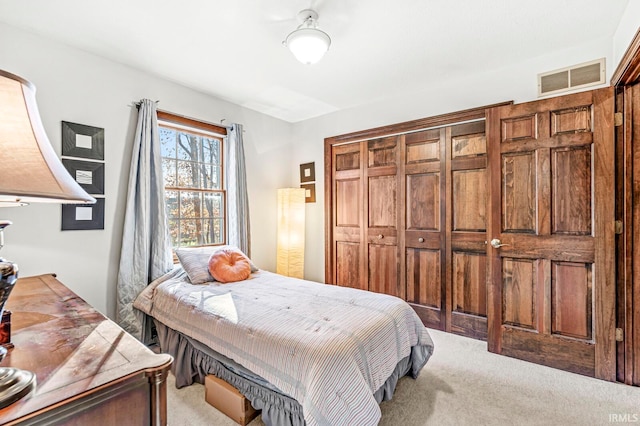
0 274 172 425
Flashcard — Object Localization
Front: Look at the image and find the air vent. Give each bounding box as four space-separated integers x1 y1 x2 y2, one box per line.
538 58 605 97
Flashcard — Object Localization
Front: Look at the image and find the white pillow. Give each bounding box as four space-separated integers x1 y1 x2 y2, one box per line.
175 245 258 284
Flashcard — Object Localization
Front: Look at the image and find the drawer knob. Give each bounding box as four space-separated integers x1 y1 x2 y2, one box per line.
377 234 384 240
418 237 425 243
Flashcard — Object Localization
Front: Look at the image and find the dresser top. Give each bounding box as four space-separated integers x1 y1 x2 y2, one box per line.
0 274 172 423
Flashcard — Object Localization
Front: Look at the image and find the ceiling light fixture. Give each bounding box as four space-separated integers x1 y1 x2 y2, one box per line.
283 9 331 65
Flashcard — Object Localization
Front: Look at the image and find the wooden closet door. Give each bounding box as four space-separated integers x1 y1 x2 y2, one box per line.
331 143 366 290
447 121 489 339
402 129 446 329
486 88 615 380
366 137 401 297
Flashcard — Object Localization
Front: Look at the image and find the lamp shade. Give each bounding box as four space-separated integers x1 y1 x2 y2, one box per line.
0 70 95 205
285 27 331 65
276 188 305 278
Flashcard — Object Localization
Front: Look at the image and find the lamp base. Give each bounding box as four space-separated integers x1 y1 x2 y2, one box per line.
0 256 36 408
0 365 36 409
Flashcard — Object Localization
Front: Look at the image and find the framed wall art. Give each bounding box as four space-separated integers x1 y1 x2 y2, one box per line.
62 159 105 195
299 162 315 183
61 121 106 231
301 183 316 203
61 198 105 231
61 121 105 161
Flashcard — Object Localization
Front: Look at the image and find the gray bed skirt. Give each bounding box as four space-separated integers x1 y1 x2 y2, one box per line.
154 319 430 426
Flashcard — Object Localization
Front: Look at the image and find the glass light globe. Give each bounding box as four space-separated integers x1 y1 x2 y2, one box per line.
286 28 331 65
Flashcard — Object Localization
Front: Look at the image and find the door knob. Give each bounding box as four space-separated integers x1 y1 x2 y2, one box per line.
490 238 509 248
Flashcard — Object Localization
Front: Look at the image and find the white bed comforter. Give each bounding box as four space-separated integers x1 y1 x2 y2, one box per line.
134 268 434 426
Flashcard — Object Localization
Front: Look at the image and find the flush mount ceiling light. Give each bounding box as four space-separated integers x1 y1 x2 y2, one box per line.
283 9 331 65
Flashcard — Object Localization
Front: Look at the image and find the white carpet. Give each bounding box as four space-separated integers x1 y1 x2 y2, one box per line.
167 329 640 425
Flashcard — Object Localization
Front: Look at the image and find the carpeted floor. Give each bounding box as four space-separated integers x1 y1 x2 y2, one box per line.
166 329 640 425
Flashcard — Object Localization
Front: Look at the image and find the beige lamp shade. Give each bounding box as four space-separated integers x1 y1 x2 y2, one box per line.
276 188 305 278
0 70 95 205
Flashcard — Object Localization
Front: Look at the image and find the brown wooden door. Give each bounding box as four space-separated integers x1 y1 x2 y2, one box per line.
486 88 616 380
331 143 366 290
624 81 640 385
447 121 489 339
366 137 401 297
402 129 446 329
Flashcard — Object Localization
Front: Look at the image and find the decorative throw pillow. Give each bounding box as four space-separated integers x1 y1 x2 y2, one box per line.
208 249 251 283
175 245 257 284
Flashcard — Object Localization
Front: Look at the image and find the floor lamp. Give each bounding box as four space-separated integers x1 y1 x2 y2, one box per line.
0 69 95 408
276 188 305 278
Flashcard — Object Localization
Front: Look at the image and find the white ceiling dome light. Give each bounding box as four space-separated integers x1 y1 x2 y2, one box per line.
283 9 331 65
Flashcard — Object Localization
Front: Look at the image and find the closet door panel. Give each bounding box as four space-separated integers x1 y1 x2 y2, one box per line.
332 143 366 290
367 137 400 297
336 242 363 290
448 122 489 340
404 129 446 330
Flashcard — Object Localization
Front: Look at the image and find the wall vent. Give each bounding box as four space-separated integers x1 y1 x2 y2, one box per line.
538 58 605 97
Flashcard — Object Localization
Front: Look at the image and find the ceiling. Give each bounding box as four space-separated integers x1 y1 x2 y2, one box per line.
0 0 630 123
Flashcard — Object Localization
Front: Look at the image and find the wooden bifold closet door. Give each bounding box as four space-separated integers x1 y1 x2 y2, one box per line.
328 120 490 340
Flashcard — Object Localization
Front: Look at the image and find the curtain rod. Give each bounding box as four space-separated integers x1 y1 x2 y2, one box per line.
130 100 234 130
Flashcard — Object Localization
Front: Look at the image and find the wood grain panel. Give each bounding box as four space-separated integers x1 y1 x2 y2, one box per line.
501 114 537 142
406 248 441 308
452 133 486 158
502 328 595 377
369 176 396 227
450 312 487 340
369 244 399 296
496 132 593 154
452 252 487 317
551 106 592 136
551 147 592 235
336 179 360 227
336 151 360 171
502 258 536 329
453 169 487 232
368 137 397 168
552 262 593 340
336 242 363 290
502 152 536 233
406 141 440 163
405 130 441 164
406 173 440 230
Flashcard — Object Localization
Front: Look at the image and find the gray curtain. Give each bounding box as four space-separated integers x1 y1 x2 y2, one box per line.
225 123 251 256
116 99 173 341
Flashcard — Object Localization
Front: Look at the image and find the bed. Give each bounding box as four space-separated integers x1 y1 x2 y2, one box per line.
133 255 434 426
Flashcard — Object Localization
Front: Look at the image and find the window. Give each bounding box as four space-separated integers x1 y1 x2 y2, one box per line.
158 111 227 248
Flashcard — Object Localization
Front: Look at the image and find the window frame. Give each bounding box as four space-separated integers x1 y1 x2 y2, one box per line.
157 110 228 249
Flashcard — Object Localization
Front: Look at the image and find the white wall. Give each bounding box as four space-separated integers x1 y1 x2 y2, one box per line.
613 1 640 70
292 36 618 284
0 23 292 318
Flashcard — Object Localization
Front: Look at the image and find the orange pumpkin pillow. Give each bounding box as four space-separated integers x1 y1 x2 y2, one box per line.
208 249 251 283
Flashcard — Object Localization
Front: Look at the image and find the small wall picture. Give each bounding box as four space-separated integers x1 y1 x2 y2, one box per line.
62 121 105 161
301 183 316 203
299 162 315 183
61 198 105 231
62 159 105 195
